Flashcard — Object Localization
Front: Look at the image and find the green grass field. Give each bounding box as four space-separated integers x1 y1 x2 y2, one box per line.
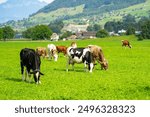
0 35 150 100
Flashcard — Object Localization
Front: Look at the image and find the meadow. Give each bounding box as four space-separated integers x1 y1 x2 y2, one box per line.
0 35 150 100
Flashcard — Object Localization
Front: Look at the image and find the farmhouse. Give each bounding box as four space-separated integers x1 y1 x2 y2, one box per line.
76 31 96 39
51 33 59 41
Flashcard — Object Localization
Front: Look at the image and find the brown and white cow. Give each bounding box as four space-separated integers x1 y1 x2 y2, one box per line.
121 40 132 48
88 45 108 70
36 47 48 58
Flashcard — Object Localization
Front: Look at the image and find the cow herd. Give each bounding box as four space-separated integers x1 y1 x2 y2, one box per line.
20 40 131 84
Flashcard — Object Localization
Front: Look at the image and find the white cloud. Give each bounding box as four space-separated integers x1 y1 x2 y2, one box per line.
0 0 7 4
39 0 54 3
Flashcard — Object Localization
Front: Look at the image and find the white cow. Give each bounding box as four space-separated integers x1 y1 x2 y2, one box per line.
47 44 58 61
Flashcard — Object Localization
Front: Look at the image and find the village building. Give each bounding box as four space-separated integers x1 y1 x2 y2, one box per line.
50 33 59 41
76 31 97 39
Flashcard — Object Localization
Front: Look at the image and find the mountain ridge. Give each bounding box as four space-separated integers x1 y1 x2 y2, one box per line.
0 0 149 31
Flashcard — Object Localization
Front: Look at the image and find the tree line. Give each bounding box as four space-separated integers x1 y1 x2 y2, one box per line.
104 14 150 39
1 14 150 41
0 26 15 41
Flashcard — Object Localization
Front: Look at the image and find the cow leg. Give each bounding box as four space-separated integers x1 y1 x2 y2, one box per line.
21 62 25 81
26 68 31 83
66 58 69 72
89 63 94 73
84 62 87 72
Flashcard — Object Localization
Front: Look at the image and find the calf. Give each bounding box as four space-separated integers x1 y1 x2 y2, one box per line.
47 44 58 61
66 47 94 72
122 40 132 48
36 47 48 58
20 48 44 84
88 45 108 70
56 46 67 56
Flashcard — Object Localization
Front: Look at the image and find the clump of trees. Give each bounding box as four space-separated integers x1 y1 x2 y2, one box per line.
23 25 52 40
104 14 150 39
0 26 15 41
87 24 102 32
60 31 72 39
138 20 150 40
96 29 109 38
48 20 64 34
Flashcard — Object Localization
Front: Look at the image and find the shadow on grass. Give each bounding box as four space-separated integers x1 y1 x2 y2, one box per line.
5 77 35 84
54 68 85 73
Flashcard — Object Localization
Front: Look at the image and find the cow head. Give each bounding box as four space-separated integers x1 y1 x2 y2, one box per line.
100 60 108 70
30 70 44 84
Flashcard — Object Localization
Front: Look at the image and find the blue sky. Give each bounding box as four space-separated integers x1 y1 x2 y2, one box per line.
0 0 54 4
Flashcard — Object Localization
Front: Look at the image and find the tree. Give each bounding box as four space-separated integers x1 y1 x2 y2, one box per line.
87 24 101 31
22 27 34 39
48 20 64 34
96 29 109 38
139 20 150 39
23 25 53 40
2 26 15 40
60 31 72 39
0 28 3 40
126 27 135 35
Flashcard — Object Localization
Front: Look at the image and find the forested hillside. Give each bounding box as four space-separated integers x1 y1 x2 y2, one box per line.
36 0 145 15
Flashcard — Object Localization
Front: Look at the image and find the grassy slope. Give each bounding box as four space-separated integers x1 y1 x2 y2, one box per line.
99 0 150 25
0 35 150 100
29 5 84 25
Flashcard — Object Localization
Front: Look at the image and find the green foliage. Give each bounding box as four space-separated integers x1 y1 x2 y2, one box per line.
2 26 15 40
0 28 3 40
96 29 109 38
22 27 34 39
87 24 101 32
60 31 72 39
126 27 135 35
23 25 53 40
104 14 137 32
48 20 64 34
139 20 150 39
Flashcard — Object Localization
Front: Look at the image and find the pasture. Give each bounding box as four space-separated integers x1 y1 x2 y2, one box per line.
0 35 150 100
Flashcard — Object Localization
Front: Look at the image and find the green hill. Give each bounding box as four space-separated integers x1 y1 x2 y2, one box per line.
1 0 149 31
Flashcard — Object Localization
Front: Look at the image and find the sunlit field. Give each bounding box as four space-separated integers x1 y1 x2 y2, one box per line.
0 35 150 100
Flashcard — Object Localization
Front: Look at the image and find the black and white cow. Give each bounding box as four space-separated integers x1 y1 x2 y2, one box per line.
66 47 94 72
20 48 44 84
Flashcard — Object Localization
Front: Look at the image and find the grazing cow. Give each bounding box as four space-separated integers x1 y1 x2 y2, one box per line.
66 47 94 72
20 48 44 84
88 45 108 70
71 42 77 48
36 47 48 58
56 46 67 56
47 44 58 61
122 40 132 48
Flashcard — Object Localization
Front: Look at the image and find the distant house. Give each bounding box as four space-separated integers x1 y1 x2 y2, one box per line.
67 35 77 40
118 29 126 34
76 31 96 39
135 31 141 35
62 24 89 33
51 33 59 41
109 31 119 36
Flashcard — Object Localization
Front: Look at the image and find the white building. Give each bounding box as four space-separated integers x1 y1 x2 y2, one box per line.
51 33 59 41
